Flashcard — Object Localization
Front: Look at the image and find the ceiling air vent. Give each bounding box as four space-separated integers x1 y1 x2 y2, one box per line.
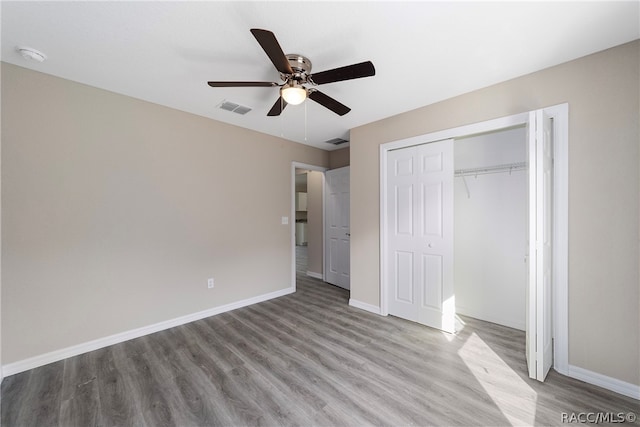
324 137 349 146
218 100 252 115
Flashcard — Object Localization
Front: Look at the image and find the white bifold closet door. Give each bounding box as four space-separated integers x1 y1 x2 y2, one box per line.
386 139 455 333
526 110 554 381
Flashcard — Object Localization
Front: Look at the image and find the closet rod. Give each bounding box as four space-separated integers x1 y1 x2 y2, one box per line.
454 162 526 177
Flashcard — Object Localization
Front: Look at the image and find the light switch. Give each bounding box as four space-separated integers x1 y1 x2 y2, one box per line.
281 216 289 225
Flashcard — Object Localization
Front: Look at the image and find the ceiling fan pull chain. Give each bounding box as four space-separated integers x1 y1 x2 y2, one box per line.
280 97 284 137
304 100 308 142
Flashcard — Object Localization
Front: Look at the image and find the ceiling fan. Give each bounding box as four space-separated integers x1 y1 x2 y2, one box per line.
207 29 375 116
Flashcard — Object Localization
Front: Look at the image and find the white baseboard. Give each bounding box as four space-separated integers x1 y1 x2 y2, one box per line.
306 271 323 280
568 365 640 400
456 305 525 331
2 286 295 377
349 298 382 315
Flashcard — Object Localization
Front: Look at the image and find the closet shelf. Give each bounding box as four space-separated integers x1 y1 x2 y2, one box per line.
454 162 526 177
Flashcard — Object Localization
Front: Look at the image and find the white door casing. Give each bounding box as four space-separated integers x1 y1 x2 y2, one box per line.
526 110 554 381
386 139 455 333
325 166 350 289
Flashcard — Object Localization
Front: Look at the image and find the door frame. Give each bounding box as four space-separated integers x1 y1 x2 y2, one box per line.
291 162 328 291
379 104 569 376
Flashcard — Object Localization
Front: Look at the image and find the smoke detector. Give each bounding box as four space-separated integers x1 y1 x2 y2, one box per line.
16 47 47 63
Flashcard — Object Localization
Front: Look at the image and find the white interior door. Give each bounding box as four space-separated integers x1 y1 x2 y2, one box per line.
526 110 554 381
386 139 455 333
325 166 350 289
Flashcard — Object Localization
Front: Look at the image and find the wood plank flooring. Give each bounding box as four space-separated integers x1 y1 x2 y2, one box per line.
2 250 639 426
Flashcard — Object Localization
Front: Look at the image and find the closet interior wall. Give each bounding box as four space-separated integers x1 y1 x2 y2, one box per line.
454 126 527 330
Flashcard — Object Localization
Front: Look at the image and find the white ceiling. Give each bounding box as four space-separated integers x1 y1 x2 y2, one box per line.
2 1 638 151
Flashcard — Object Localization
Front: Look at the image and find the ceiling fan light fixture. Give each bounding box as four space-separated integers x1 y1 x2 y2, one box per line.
281 83 307 105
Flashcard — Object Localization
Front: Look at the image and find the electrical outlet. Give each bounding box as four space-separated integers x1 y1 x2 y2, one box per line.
207 278 214 289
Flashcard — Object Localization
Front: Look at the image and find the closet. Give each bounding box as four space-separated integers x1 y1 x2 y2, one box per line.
454 126 527 330
382 107 565 381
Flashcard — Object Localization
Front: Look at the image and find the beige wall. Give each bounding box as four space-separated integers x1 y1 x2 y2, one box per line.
329 147 350 169
306 171 323 276
350 40 639 386
1 63 328 364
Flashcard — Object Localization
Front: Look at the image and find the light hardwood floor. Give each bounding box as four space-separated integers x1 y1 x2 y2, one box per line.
2 250 639 426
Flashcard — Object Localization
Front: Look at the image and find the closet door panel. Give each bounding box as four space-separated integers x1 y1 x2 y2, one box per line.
386 140 455 333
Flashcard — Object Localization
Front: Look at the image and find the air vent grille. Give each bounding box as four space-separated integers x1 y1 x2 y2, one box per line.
218 100 252 115
233 105 252 115
324 137 349 145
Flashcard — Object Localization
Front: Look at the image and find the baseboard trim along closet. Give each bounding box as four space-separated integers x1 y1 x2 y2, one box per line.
455 305 525 332
349 299 382 315
2 286 295 377
306 271 323 280
568 365 640 400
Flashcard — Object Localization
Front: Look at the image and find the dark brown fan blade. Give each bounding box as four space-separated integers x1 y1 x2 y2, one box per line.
308 90 351 116
310 61 375 85
207 81 279 88
267 97 288 116
250 29 293 75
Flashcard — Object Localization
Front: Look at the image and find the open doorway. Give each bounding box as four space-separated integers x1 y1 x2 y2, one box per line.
291 162 327 290
454 126 527 331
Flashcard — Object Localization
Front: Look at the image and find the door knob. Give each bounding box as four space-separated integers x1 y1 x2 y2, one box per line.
346 233 351 236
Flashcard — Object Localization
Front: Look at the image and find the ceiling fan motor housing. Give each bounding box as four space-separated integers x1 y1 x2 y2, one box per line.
286 54 312 73
284 54 312 82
